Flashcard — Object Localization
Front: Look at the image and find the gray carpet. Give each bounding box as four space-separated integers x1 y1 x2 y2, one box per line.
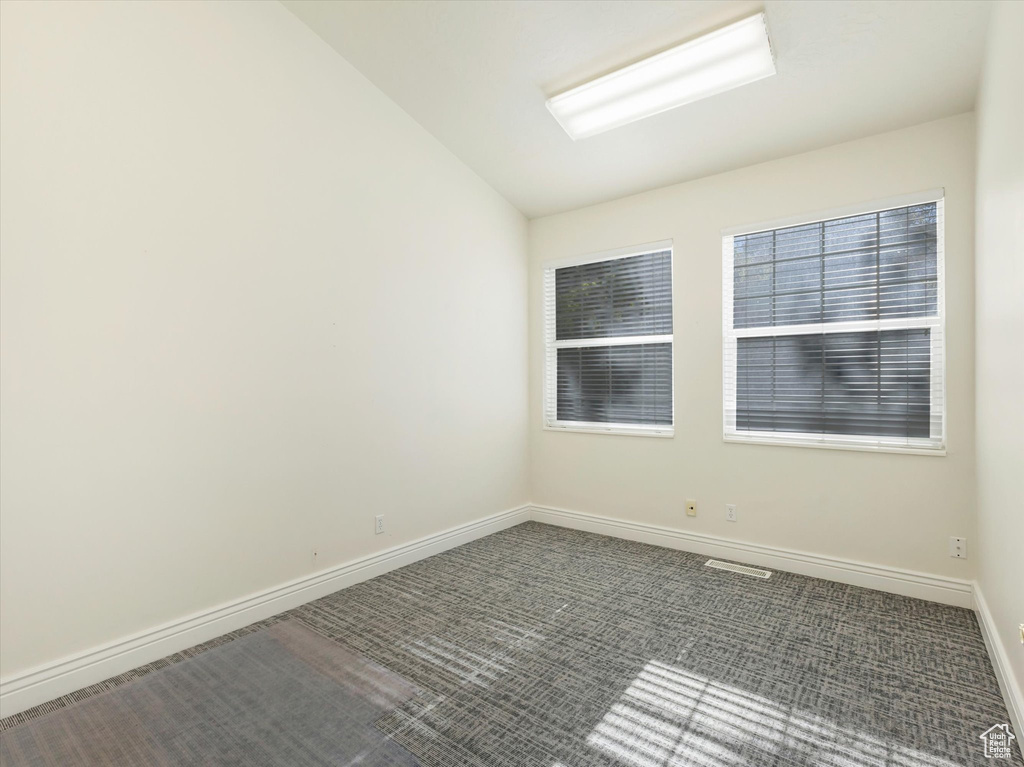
2 521 1021 766
0 621 421 766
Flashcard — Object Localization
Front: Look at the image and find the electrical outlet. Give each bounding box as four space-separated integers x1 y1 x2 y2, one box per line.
1019 624 1024 645
685 499 697 517
375 515 384 535
949 536 967 558
726 504 737 522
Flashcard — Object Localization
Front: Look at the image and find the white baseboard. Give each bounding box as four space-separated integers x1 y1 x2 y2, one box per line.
0 504 530 719
974 584 1024 741
529 504 974 608
0 501 986 721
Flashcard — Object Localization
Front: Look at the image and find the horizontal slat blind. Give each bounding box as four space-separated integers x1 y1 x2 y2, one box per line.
733 204 938 327
736 329 931 437
557 344 672 425
545 247 673 433
555 251 672 339
723 197 944 451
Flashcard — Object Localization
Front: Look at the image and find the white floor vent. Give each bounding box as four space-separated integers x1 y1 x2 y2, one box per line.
705 559 772 579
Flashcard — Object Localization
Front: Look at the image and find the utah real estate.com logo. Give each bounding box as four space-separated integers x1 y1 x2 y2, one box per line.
980 724 1016 759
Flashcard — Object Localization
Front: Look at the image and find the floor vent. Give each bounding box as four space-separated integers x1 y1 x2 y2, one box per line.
705 559 772 579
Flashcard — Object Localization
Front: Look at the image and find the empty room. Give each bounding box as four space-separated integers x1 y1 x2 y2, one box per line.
1 0 1022 765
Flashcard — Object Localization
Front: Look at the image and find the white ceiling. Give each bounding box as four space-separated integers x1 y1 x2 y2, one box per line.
282 0 992 218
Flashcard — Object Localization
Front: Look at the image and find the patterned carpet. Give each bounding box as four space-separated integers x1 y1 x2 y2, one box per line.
1 621 421 765
2 521 1021 766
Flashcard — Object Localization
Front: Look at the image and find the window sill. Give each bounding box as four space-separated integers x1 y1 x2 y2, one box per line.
723 433 946 456
544 423 674 438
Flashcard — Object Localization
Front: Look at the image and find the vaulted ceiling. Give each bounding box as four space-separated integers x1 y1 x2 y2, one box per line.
283 0 991 218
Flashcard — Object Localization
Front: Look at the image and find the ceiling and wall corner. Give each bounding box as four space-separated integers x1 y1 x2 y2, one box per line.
525 113 978 584
282 0 991 218
0 0 529 682
0 0 1014 724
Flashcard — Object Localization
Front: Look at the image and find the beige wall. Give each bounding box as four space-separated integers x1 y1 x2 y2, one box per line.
529 114 976 580
974 0 1024 706
0 0 528 677
0 0 1009 708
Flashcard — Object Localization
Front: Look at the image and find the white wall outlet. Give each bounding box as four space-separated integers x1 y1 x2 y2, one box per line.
949 536 967 558
685 499 697 517
1019 624 1024 645
726 504 737 522
375 515 384 535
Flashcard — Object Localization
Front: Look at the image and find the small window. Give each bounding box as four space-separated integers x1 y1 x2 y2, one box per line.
722 194 945 453
543 242 674 436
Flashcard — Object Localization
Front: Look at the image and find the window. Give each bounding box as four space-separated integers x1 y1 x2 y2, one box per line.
544 242 673 436
722 192 945 453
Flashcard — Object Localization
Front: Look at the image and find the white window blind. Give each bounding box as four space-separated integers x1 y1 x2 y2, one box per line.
544 242 673 436
722 193 945 453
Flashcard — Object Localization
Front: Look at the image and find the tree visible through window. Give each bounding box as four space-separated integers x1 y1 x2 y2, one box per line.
544 245 673 434
723 198 945 451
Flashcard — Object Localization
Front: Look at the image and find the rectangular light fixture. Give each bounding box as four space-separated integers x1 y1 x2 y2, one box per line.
546 12 775 140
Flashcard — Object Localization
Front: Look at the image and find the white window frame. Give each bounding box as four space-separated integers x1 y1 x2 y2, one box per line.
721 190 946 456
543 240 674 437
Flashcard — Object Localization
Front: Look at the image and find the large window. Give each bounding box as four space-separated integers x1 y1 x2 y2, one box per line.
722 193 945 453
544 242 673 436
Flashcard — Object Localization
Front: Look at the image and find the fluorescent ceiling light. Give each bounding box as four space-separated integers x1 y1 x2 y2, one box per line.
546 13 776 140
